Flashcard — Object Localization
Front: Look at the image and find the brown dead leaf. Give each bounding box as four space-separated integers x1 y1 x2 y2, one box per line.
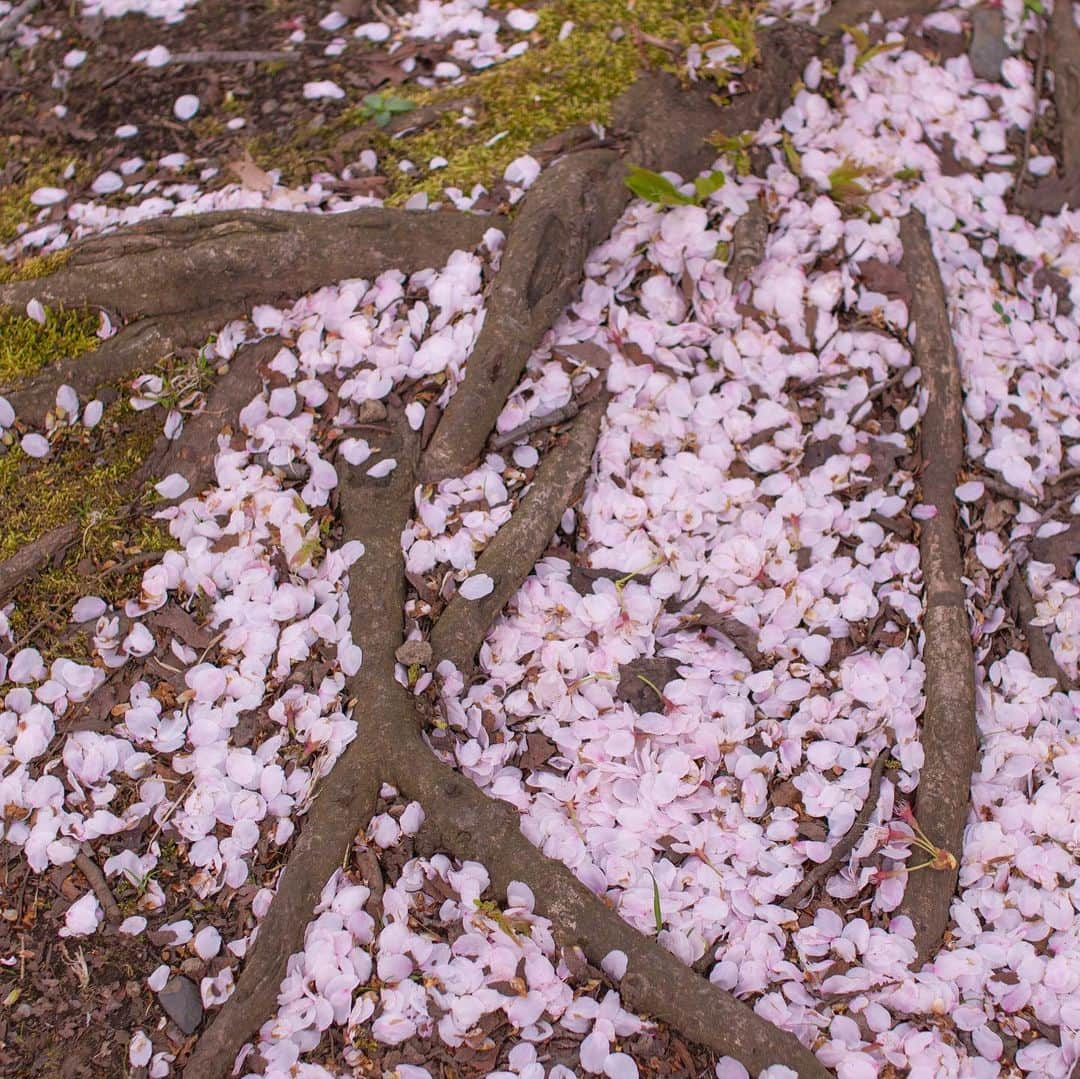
228 152 273 194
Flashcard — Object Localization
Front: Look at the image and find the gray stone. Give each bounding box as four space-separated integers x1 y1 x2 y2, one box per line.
158 975 203 1035
395 639 433 666
969 8 1010 82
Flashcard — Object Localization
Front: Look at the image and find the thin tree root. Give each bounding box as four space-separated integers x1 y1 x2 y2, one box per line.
896 212 977 968
781 750 889 911
0 521 80 605
1016 0 1080 214
428 397 605 677
1006 571 1076 693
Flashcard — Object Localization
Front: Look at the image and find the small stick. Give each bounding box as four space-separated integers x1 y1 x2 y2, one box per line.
1006 571 1076 692
781 750 890 910
75 843 122 925
168 50 298 65
491 401 581 449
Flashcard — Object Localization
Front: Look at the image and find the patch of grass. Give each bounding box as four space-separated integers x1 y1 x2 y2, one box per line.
0 307 99 388
257 0 759 203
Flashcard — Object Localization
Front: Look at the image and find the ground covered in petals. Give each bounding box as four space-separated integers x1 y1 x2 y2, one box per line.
1 1 1079 1078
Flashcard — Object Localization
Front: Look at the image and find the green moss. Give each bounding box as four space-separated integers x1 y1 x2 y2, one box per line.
0 144 80 246
259 0 758 202
0 250 71 286
0 307 99 388
0 400 174 658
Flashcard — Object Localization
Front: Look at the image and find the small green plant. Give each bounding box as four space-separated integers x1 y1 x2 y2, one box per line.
1023 0 1045 15
828 158 874 205
648 871 663 933
624 164 725 207
708 131 755 176
360 93 415 128
842 24 903 70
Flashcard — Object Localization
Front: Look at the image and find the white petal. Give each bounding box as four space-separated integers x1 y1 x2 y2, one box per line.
458 573 494 600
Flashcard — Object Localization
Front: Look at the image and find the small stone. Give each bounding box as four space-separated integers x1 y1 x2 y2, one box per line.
395 640 433 666
969 8 1009 82
157 975 203 1034
355 399 387 423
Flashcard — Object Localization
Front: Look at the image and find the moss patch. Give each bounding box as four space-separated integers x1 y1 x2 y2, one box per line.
0 400 174 658
0 307 100 388
0 142 81 247
258 0 758 203
0 249 71 286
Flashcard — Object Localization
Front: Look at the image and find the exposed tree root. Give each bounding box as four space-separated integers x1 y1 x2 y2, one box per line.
420 25 818 482
727 197 768 294
1007 571 1076 693
1016 0 1080 214
3 307 234 426
428 397 605 678
0 521 79 605
1 210 496 426
183 411 418 1078
781 750 889 911
896 212 977 968
0 209 496 321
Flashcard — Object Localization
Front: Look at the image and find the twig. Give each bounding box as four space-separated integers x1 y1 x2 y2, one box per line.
781 750 890 910
168 50 298 65
491 401 582 449
75 843 122 926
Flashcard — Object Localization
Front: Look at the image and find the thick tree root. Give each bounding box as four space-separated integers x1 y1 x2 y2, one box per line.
420 25 818 482
1 210 497 427
896 213 977 968
1016 0 1080 214
183 411 419 1078
428 397 605 677
0 209 496 321
3 307 234 426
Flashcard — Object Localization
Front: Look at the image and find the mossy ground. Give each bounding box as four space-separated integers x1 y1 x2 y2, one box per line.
0 140 81 247
0 307 99 387
256 0 758 204
0 396 174 659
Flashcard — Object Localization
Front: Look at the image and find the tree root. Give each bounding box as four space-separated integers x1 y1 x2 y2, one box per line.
1 210 496 427
1016 0 1080 214
896 212 977 968
184 398 829 1079
428 397 605 678
0 521 80 606
3 307 234 426
419 25 818 483
1006 571 1076 693
182 410 419 1078
781 750 889 911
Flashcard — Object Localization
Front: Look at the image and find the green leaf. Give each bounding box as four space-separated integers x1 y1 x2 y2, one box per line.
782 134 802 176
624 165 695 206
648 871 663 933
1024 0 1045 14
893 166 920 181
841 23 869 53
693 170 726 201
